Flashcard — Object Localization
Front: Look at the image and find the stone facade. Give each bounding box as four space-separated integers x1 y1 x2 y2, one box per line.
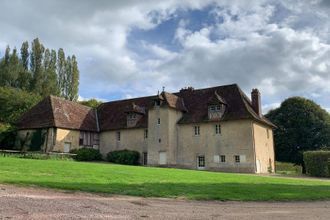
17 84 276 173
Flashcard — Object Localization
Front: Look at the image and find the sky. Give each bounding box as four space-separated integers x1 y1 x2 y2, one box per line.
0 0 329 113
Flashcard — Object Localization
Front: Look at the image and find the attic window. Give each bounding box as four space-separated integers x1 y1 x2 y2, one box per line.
127 113 141 128
208 104 225 120
155 100 161 106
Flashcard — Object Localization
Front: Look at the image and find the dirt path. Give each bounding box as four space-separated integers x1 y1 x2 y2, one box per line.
0 184 329 220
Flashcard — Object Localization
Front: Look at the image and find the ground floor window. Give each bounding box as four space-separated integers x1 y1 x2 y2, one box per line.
143 152 148 165
234 155 240 163
220 155 226 162
197 155 205 168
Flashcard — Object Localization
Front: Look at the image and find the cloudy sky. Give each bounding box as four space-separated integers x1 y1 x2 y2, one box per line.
0 0 329 112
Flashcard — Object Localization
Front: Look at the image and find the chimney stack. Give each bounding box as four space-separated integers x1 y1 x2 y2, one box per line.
251 88 261 116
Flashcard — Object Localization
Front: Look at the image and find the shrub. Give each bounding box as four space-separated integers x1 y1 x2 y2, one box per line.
106 149 140 165
303 151 330 177
73 148 102 161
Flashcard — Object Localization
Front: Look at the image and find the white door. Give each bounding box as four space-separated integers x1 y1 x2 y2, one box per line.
64 142 71 153
159 152 167 165
256 159 261 173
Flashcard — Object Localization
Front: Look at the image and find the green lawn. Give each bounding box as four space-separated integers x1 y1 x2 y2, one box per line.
0 157 329 201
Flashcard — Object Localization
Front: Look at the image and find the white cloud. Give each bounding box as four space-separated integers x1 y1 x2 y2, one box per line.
0 0 329 111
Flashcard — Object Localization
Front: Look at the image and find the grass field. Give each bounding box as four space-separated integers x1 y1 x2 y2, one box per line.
0 157 329 201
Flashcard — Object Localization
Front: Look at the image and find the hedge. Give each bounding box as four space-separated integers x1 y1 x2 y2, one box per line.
303 151 330 177
71 148 102 161
106 149 140 165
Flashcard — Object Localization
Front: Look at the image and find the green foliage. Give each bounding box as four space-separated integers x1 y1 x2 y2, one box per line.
0 38 79 99
303 151 330 177
3 152 74 160
79 98 103 108
106 149 140 165
29 129 45 151
0 157 330 201
72 148 102 161
266 97 330 166
275 161 302 175
0 124 16 149
0 87 41 124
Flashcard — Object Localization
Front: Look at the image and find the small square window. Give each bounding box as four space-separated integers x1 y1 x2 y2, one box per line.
234 155 240 163
220 155 226 163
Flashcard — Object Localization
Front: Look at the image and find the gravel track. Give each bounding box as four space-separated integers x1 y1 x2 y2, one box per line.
0 184 329 219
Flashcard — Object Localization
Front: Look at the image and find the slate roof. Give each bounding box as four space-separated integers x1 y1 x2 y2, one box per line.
17 96 98 131
17 84 275 131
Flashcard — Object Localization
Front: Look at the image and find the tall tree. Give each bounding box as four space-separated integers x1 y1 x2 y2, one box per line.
42 49 58 96
0 46 11 86
266 97 330 170
20 41 29 70
64 56 72 100
70 55 79 101
57 48 66 97
30 38 45 94
7 48 21 87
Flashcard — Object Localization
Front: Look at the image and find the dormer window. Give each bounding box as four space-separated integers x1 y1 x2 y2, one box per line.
208 104 224 120
127 113 140 127
155 100 161 106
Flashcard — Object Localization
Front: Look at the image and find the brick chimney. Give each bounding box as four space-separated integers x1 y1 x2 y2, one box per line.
251 88 261 116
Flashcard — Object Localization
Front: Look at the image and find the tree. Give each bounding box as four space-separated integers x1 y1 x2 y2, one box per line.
79 98 102 108
20 41 29 70
42 49 58 96
70 55 79 101
30 38 45 94
0 86 41 124
57 48 66 97
64 55 72 99
266 97 330 170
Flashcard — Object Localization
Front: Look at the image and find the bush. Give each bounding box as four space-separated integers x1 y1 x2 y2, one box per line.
0 124 17 149
303 151 330 177
106 149 140 165
73 148 102 161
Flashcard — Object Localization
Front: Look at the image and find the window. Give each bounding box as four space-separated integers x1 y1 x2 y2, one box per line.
155 100 161 106
220 155 226 163
143 152 148 165
197 156 205 168
128 114 136 119
144 129 148 139
215 124 221 134
93 133 99 145
267 129 269 139
116 131 121 141
234 155 240 163
194 126 200 136
157 118 160 125
209 105 221 112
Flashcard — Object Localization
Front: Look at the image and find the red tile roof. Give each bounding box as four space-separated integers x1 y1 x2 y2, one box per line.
17 96 98 131
17 84 275 131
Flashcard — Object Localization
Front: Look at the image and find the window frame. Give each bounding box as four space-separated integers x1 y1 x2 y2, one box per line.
234 155 240 163
116 131 121 142
215 124 221 134
220 155 226 163
197 155 205 167
194 126 200 136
